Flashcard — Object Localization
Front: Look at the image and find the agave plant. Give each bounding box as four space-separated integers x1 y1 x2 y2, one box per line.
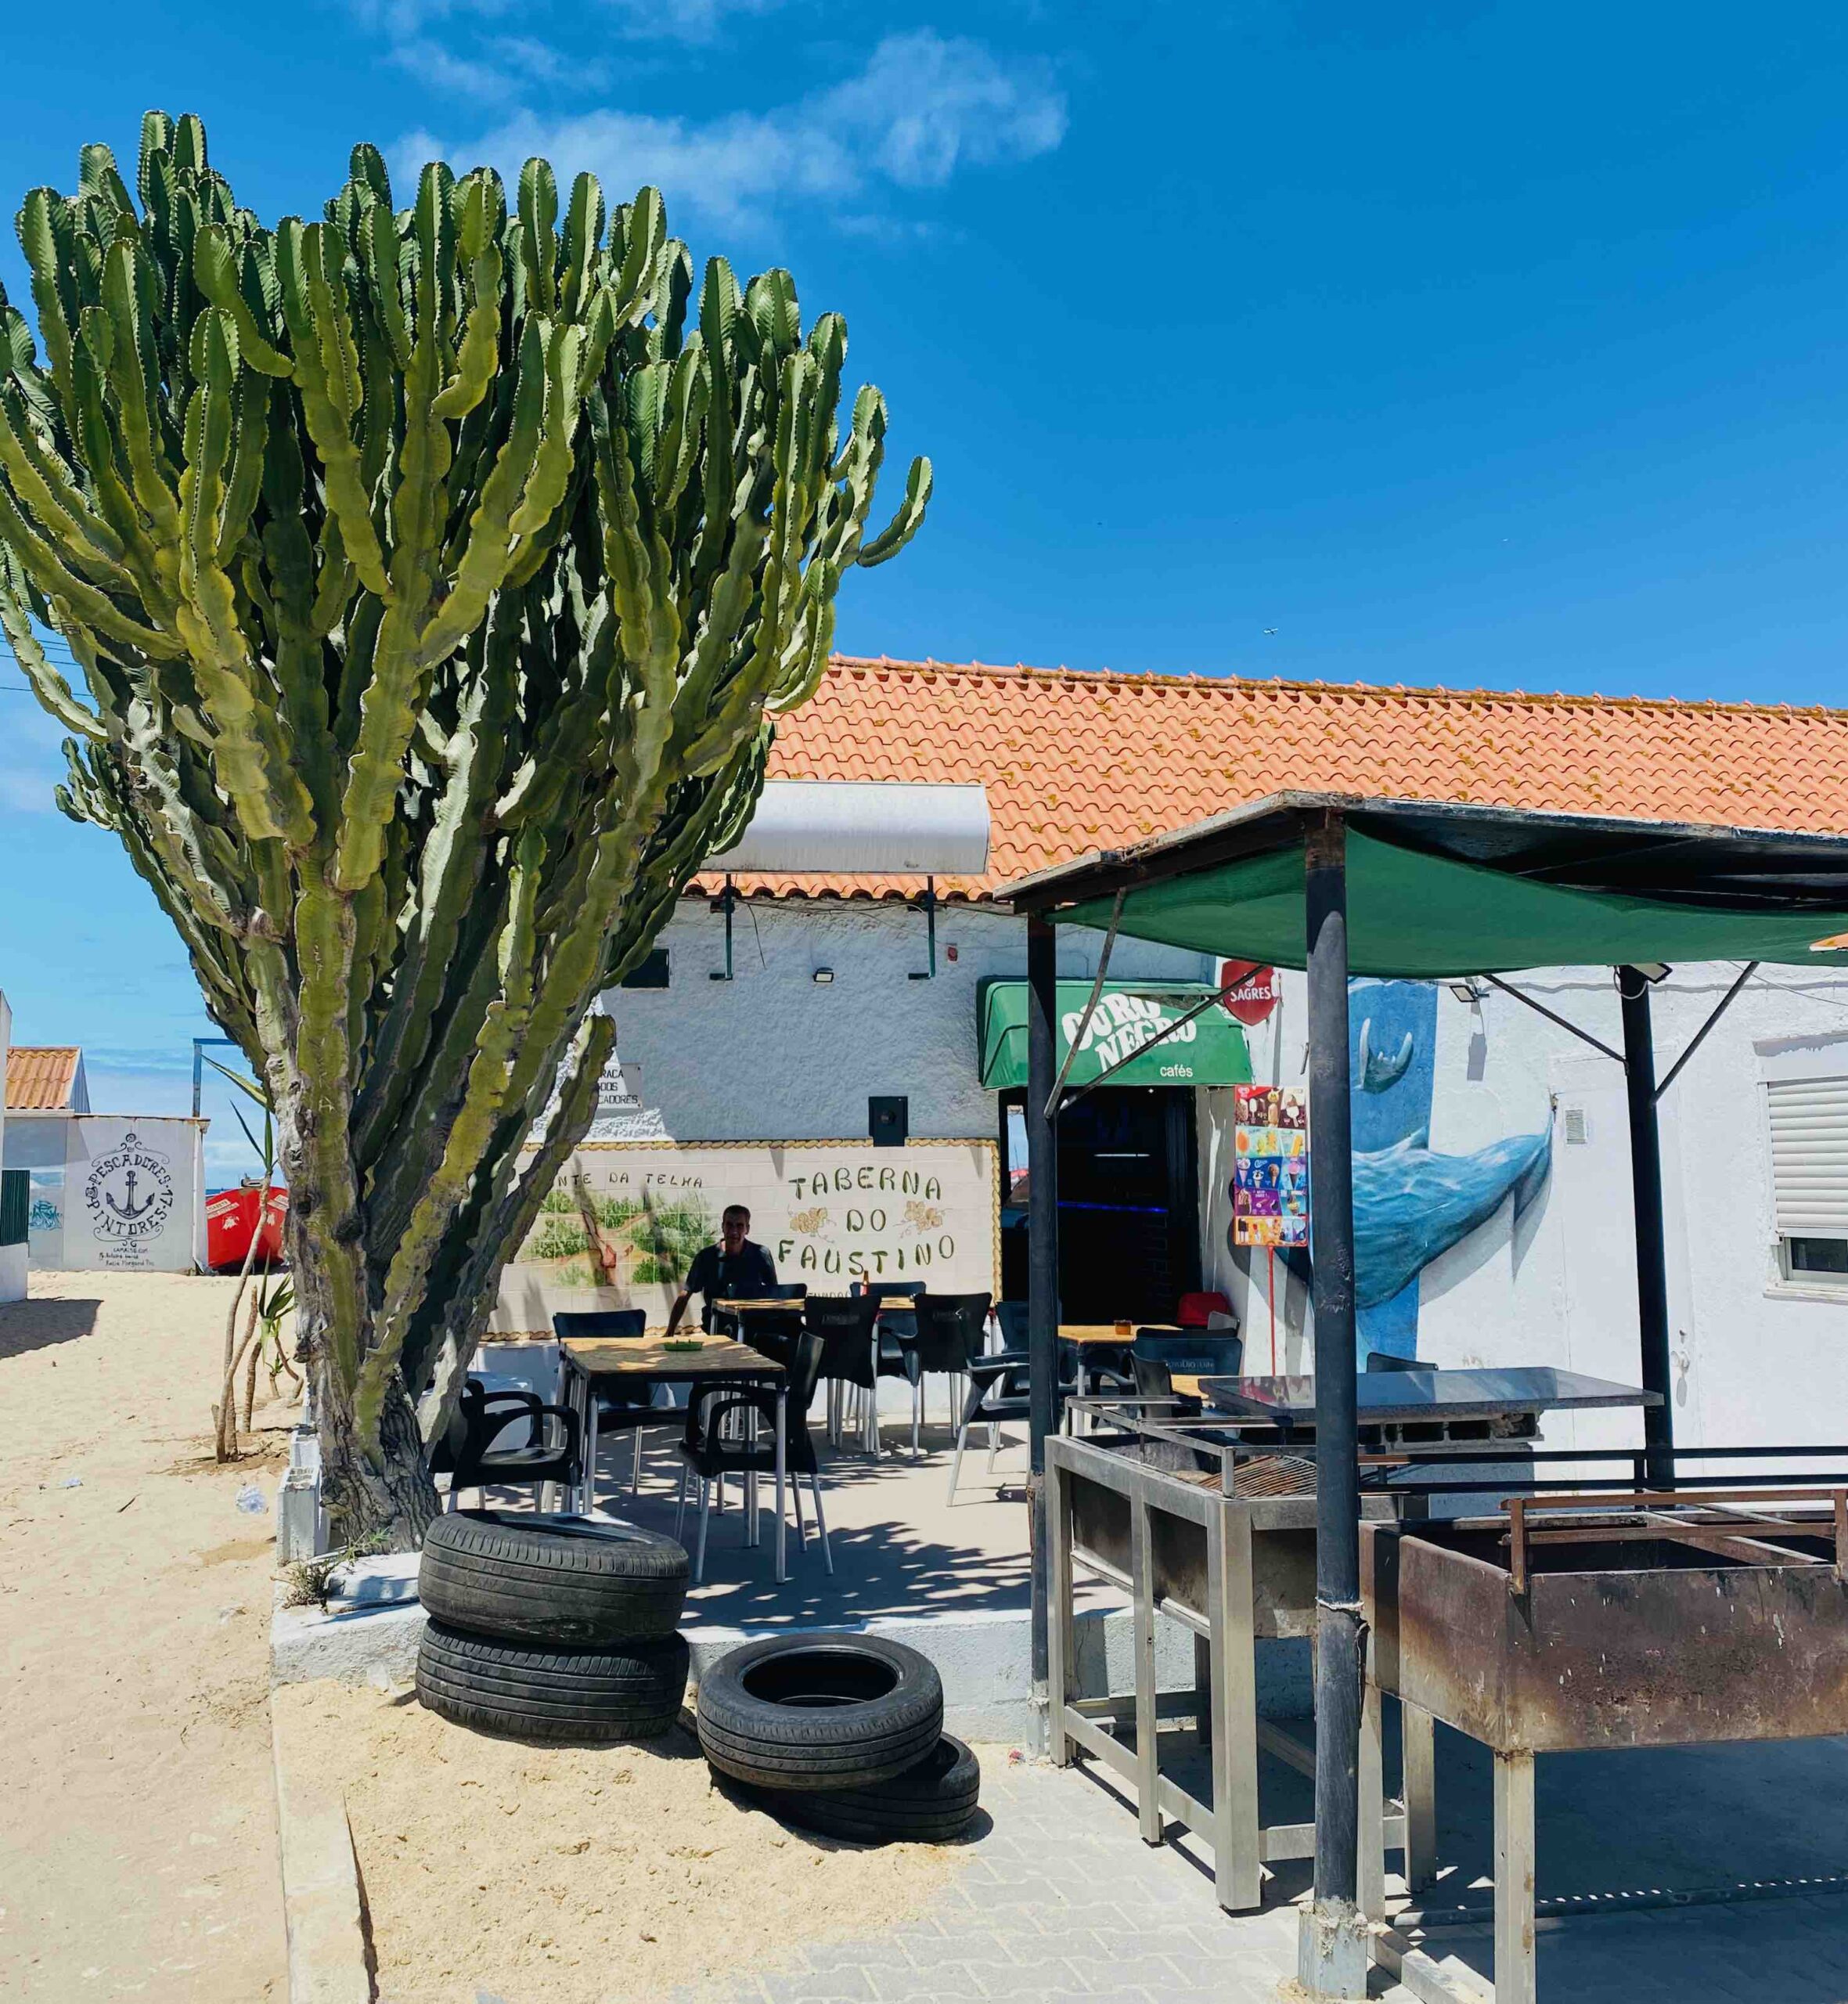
0 114 930 1543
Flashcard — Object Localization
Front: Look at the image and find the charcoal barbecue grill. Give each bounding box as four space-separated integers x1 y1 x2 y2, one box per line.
1045 1368 1655 1915
1363 1490 1848 2004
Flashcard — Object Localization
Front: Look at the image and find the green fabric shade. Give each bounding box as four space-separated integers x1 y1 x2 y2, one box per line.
977 979 1252 1090
1059 827 1848 976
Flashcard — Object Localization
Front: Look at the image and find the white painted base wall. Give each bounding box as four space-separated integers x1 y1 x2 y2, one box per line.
0 1242 25 1304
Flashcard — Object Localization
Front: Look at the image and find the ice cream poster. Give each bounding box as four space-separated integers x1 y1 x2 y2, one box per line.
1232 1085 1309 1247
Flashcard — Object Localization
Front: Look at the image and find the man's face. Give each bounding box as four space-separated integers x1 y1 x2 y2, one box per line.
720 1213 748 1254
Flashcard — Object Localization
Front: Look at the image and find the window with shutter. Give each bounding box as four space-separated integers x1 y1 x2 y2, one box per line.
1765 1072 1848 1285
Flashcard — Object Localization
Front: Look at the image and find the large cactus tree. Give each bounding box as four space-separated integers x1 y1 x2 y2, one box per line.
0 115 930 1544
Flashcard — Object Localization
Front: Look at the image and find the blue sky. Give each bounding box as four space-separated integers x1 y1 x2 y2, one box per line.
4 2 1848 1167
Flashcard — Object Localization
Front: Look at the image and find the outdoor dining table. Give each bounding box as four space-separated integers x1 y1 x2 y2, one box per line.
555 1332 793 1581
1058 1325 1139 1426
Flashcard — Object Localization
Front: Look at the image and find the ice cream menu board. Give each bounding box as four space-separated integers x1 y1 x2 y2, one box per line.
1232 1084 1309 1247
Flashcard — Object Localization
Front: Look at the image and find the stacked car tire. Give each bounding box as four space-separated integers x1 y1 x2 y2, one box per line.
416 1512 691 1743
696 1635 980 1845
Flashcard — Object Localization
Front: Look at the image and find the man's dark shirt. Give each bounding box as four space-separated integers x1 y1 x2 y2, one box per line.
684 1240 778 1328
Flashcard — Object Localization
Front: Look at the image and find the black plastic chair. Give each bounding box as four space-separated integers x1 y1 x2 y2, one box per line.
905 1292 992 1455
805 1292 907 1454
946 1339 1091 1503
1133 1327 1246 1379
552 1308 672 1502
1129 1352 1198 1417
860 1278 924 1349
994 1290 1106 1386
675 1331 833 1583
735 1304 805 1368
436 1377 582 1509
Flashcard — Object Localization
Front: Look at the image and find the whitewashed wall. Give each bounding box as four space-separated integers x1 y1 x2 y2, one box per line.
16 1114 208 1274
1207 963 1848 1460
606 897 1848 1456
599 898 1216 1144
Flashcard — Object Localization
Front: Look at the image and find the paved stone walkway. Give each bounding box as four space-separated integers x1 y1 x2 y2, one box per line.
694 1727 1848 2004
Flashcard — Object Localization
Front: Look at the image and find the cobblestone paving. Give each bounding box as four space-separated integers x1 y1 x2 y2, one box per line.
692 1730 1848 2004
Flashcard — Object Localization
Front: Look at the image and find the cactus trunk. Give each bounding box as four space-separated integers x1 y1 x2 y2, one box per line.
0 118 930 1548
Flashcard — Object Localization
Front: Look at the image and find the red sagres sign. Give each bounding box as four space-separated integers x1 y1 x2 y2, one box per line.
1219 961 1280 1027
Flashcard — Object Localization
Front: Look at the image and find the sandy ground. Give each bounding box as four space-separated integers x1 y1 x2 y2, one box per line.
277 1679 973 2004
0 1271 292 2001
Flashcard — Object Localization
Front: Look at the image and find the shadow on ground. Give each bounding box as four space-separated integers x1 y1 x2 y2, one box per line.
1089 1703 1848 2001
0 1296 101 1362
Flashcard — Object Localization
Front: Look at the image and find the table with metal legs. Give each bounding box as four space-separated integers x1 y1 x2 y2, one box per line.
1046 1428 1423 1913
557 1334 790 1581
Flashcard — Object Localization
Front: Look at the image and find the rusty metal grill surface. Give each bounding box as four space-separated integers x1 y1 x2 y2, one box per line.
1228 1452 1319 1498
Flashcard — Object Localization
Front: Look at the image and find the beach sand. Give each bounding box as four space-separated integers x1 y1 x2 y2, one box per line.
275 1678 973 2004
0 1271 290 2000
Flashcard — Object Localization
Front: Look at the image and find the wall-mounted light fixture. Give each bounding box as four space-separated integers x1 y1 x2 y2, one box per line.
812 968 834 985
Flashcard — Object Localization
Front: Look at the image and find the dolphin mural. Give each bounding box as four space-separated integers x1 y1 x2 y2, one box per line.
1349 1118 1553 1309
1255 977 1555 1358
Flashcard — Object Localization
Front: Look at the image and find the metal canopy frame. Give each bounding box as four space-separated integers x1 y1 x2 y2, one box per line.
1002 791 1848 2002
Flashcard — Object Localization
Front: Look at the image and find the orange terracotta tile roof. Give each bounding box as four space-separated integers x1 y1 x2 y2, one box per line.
5 1045 81 1111
690 656 1848 903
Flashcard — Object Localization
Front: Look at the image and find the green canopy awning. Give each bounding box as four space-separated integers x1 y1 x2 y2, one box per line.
977 979 1252 1090
1010 798 1848 976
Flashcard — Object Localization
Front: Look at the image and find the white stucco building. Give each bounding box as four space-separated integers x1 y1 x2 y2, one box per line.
513 655 1848 1457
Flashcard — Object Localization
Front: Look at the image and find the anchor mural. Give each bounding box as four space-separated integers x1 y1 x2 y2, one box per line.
1255 978 1554 1361
103 1166 157 1224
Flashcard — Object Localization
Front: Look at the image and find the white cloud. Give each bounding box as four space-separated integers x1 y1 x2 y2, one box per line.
399 31 1066 232
390 31 596 99
599 0 781 44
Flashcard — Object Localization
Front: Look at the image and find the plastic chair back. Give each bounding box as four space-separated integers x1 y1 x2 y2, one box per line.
1175 1291 1234 1328
910 1292 991 1374
553 1308 647 1342
802 1292 881 1389
1133 1328 1244 1377
1130 1353 1176 1404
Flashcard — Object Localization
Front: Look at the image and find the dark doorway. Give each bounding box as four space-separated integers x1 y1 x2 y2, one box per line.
998 1087 1200 1325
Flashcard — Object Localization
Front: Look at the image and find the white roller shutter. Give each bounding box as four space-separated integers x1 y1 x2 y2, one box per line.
1766 1074 1848 1236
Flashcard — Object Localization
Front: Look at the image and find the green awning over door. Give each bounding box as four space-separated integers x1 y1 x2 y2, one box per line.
977 979 1252 1090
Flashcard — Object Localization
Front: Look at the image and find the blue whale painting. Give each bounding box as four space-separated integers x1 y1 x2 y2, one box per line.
1349 1119 1553 1310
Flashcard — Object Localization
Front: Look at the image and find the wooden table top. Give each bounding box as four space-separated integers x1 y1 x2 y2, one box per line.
1060 1324 1140 1346
711 1298 798 1315
560 1334 786 1379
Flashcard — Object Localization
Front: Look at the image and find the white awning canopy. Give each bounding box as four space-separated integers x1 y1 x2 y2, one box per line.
705 780 990 877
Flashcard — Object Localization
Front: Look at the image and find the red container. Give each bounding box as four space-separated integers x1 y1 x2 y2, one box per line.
205 1184 289 1272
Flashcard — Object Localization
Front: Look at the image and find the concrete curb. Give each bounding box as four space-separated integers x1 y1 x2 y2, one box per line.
271 1696 373 2004
270 1554 1313 1739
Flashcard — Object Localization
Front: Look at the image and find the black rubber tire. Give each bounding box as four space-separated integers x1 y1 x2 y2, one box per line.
416 1620 690 1744
419 1510 687 1645
742 1735 980 1844
696 1635 943 1792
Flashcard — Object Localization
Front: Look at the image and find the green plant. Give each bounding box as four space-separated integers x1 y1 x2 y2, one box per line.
0 115 929 1545
281 1529 394 1609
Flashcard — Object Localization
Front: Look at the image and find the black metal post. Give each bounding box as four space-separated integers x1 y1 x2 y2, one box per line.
1619 967 1676 1487
1298 813 1369 1998
1025 915 1061 1729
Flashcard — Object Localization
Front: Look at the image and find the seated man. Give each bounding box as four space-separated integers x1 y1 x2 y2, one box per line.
664 1205 778 1336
